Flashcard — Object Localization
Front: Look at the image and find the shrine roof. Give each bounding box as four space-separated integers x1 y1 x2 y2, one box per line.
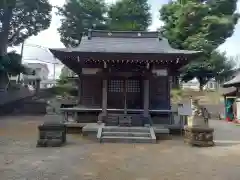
223 72 240 88
50 30 201 55
220 87 236 96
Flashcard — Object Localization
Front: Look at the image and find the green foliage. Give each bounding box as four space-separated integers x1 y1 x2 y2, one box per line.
0 0 51 84
58 0 152 47
171 88 183 103
0 0 52 47
181 51 236 89
209 51 236 83
56 66 79 96
0 52 33 76
57 77 68 85
108 0 152 31
160 0 239 89
57 0 108 47
49 85 78 97
57 66 74 85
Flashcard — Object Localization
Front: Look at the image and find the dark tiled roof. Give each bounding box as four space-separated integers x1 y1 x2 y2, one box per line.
51 30 200 54
223 72 240 87
90 30 159 38
220 87 236 96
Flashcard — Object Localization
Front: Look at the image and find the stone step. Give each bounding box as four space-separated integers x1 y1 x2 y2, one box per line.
100 136 155 143
102 126 150 133
102 131 151 137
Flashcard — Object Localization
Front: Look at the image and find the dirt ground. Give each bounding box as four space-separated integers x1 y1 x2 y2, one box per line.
0 116 240 180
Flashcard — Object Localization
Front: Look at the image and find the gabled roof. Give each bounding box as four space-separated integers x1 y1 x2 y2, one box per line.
220 87 236 96
223 72 240 88
51 30 200 55
49 30 202 74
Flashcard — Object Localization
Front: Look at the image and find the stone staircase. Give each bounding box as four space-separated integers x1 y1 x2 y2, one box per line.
97 126 156 143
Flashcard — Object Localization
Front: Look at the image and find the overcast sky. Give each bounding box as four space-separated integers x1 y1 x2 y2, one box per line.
16 0 240 79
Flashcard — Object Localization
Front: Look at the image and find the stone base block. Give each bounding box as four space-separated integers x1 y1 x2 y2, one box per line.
66 127 82 134
37 139 64 147
36 122 66 147
184 126 214 147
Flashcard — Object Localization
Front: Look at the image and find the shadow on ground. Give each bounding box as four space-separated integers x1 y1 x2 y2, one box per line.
214 140 240 147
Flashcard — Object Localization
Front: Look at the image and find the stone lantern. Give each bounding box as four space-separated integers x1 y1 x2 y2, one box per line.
184 98 214 147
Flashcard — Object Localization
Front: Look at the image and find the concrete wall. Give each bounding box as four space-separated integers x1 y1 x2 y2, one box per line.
13 100 47 115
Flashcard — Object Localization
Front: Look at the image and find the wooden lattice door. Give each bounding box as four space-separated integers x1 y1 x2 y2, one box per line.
126 79 142 109
107 79 124 109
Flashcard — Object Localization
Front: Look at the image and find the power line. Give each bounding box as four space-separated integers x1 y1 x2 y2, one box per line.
24 43 51 53
22 43 62 64
19 42 62 80
23 58 62 65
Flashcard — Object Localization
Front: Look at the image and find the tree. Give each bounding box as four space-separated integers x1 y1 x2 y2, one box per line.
108 0 151 31
0 0 52 56
160 0 239 90
210 51 236 83
57 0 108 47
0 0 51 85
181 51 236 89
0 51 33 76
0 51 34 88
58 66 75 85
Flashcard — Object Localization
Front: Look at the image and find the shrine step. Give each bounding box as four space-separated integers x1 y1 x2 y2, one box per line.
102 126 150 133
98 126 156 144
102 131 151 137
100 136 154 143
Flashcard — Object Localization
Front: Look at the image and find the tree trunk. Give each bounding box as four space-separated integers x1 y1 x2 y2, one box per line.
0 4 13 88
0 5 13 56
0 71 9 89
197 77 206 92
199 83 204 91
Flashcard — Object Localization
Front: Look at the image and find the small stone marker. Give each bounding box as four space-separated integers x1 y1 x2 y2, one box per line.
37 121 66 147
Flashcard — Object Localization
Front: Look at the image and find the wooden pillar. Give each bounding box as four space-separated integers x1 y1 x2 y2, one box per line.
35 79 41 95
77 78 81 104
102 79 108 116
143 79 150 117
124 79 127 114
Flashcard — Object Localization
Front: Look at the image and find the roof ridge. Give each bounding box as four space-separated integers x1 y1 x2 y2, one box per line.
88 29 159 39
90 29 158 33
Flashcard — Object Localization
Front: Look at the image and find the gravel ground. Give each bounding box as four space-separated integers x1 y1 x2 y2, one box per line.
0 116 240 180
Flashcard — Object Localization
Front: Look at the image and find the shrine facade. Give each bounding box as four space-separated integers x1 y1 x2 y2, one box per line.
50 30 201 125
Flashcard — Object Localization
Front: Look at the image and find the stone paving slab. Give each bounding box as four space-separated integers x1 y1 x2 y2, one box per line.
82 123 104 132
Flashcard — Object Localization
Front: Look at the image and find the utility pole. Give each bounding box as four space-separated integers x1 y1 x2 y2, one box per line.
53 63 56 80
17 41 24 83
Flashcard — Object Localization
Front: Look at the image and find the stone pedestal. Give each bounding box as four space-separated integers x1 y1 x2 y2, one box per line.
104 114 119 126
184 100 214 147
184 125 214 147
37 122 66 147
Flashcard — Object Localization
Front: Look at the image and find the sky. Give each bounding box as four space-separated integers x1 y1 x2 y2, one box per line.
16 0 240 79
